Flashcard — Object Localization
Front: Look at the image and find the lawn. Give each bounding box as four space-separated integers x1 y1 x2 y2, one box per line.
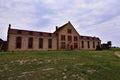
0 50 120 80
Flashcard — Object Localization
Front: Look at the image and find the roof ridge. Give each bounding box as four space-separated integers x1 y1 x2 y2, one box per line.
10 28 54 34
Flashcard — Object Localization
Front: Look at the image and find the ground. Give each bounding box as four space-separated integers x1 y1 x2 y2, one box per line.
0 49 120 80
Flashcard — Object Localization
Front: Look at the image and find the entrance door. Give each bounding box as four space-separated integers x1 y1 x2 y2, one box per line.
68 44 73 50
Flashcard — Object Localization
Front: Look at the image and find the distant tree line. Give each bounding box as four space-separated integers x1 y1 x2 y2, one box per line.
96 41 112 50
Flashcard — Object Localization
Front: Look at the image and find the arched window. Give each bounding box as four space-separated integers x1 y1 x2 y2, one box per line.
81 41 84 48
88 41 90 48
39 38 43 48
93 41 95 48
28 37 33 48
16 37 22 48
48 39 52 48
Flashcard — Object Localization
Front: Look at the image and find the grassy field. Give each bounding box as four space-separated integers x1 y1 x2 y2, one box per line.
0 50 120 80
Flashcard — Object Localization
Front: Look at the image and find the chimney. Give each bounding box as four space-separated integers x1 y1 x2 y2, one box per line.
56 26 58 30
8 24 11 29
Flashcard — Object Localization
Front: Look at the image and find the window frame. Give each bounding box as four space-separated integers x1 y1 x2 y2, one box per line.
74 36 78 41
61 35 66 41
61 42 66 49
93 41 95 48
81 41 84 48
39 38 43 48
87 41 90 48
48 39 52 48
74 43 78 48
68 36 72 41
28 37 33 49
67 29 72 34
16 36 22 49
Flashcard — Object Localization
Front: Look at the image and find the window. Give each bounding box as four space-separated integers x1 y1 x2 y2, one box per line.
39 38 43 48
81 41 84 48
68 36 72 41
61 35 65 41
67 29 72 33
88 41 90 48
28 37 33 48
93 41 95 48
48 39 52 48
74 43 78 48
61 42 66 49
16 37 22 48
74 36 78 41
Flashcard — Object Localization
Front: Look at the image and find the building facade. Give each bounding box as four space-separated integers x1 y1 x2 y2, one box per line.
7 21 101 51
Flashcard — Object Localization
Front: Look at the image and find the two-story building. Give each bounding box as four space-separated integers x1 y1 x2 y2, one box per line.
7 21 101 51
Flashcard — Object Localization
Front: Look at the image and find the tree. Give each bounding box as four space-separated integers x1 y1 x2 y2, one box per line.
107 41 112 48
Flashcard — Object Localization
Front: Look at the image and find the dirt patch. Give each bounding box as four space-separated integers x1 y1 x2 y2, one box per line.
42 68 54 71
114 52 120 58
17 67 54 78
87 69 96 74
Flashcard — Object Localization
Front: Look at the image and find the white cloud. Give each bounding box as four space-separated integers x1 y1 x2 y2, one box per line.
81 16 120 46
0 0 40 40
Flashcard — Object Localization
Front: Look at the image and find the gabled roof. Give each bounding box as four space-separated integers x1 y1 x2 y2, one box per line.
54 21 80 35
54 22 68 33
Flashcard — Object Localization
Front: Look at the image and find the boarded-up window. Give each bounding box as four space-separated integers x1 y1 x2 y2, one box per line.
81 41 84 48
61 35 65 41
28 37 33 48
61 42 66 49
39 38 43 48
74 43 78 48
16 37 22 48
48 39 52 48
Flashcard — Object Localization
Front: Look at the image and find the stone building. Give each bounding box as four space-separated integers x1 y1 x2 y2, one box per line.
7 21 101 51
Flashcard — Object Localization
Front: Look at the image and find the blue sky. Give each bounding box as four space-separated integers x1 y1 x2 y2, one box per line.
0 0 120 47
